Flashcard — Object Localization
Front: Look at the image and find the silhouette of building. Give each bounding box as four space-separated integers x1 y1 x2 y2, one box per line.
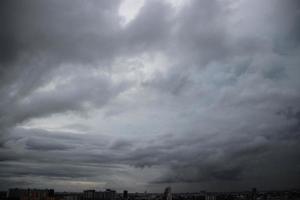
83 190 96 200
251 188 257 200
7 188 54 200
104 189 116 200
205 193 216 200
82 189 116 200
123 191 128 200
0 191 7 199
163 187 171 200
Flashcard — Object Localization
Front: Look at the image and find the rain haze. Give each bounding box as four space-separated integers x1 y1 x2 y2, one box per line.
1 0 300 193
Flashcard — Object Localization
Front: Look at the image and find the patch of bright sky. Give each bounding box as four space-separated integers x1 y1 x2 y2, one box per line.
111 52 171 84
20 112 91 134
118 0 190 27
164 0 191 11
118 0 145 26
34 63 98 94
34 74 72 93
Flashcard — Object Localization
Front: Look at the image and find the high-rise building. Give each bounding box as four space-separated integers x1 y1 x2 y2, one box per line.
123 191 128 200
205 193 216 200
163 187 172 200
83 190 96 200
104 189 116 200
251 188 257 200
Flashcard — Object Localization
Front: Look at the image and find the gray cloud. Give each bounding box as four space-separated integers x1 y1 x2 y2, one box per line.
1 0 300 193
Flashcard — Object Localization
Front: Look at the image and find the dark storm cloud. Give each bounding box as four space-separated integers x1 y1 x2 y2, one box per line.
171 0 231 66
0 0 130 142
25 139 74 151
0 0 171 133
1 0 300 192
0 0 121 64
141 131 300 188
124 0 171 53
0 0 121 103
142 66 191 95
276 107 300 140
3 124 297 189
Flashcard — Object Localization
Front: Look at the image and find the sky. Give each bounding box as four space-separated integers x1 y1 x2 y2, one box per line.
0 0 300 193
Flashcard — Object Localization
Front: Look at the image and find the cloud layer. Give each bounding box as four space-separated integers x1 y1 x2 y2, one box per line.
1 0 300 192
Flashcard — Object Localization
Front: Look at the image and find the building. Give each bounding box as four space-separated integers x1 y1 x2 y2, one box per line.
251 188 257 200
163 187 172 200
0 191 7 200
7 189 54 200
61 193 81 200
83 190 96 200
103 189 116 200
82 190 116 200
205 193 216 200
123 191 128 200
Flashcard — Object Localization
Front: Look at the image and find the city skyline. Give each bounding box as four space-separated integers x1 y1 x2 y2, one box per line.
2 187 300 200
1 0 300 193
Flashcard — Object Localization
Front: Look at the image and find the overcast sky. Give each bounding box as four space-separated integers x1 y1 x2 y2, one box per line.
1 0 300 193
